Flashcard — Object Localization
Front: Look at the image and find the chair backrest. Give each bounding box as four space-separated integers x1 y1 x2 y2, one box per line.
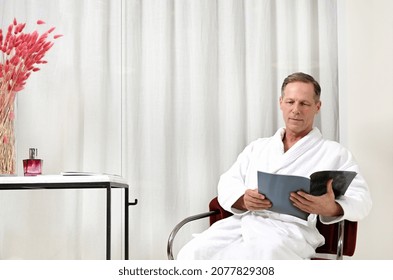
315 219 357 256
209 197 232 224
208 197 357 257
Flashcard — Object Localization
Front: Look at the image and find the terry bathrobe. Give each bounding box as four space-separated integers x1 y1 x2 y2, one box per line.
177 127 372 260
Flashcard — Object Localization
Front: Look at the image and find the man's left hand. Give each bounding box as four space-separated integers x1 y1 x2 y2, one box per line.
289 179 344 217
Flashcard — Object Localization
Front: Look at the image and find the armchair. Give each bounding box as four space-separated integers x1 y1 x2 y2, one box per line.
167 197 357 260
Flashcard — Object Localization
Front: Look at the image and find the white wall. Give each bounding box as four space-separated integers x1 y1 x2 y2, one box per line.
338 0 393 259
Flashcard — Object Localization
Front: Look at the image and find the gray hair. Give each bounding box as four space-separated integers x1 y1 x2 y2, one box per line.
281 72 321 101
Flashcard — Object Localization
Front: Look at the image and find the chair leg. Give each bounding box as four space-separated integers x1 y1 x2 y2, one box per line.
336 220 345 260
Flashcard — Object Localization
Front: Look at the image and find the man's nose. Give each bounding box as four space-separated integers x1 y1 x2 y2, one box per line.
292 104 300 114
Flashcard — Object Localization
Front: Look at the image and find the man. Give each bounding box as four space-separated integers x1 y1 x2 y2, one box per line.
177 72 372 259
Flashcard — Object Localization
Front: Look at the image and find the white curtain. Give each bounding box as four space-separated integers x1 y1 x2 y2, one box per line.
123 0 339 259
0 0 338 259
0 0 123 259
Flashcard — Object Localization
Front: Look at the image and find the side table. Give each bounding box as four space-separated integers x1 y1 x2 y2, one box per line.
0 174 138 260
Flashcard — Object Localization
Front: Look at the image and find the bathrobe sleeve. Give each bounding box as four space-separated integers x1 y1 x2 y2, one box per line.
217 139 262 214
319 146 372 224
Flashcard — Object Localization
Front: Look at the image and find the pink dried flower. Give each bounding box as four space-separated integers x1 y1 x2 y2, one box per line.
0 18 62 126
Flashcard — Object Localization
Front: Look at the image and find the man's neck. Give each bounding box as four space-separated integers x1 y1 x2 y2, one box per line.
283 129 312 152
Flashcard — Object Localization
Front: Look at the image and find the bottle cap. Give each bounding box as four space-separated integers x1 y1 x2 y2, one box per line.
29 148 38 159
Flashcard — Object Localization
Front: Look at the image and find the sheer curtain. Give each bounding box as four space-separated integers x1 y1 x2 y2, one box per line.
123 0 339 259
0 0 338 260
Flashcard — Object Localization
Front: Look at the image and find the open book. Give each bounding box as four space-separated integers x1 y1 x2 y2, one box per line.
257 170 357 220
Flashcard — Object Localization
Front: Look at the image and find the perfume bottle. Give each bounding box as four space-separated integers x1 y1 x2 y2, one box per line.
23 148 43 176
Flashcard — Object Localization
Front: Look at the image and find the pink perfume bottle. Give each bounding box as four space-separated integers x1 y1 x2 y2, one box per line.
23 148 43 176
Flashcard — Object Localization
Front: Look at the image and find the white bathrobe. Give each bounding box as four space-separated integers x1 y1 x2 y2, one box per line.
177 127 372 260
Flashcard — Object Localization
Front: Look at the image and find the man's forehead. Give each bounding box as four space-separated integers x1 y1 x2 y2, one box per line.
283 82 315 98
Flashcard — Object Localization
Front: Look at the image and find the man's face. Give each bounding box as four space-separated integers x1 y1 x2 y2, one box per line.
279 81 321 137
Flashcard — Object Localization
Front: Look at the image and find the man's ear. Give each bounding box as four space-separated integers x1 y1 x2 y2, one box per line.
316 100 321 112
279 96 283 108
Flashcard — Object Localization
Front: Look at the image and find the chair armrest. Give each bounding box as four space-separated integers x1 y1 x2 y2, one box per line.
167 210 219 260
208 197 233 225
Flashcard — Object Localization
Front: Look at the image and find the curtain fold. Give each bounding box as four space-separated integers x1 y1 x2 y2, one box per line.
0 0 338 259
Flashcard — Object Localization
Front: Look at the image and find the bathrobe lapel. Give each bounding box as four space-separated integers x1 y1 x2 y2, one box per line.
269 128 323 173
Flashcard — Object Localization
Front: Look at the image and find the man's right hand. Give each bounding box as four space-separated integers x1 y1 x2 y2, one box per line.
233 189 272 211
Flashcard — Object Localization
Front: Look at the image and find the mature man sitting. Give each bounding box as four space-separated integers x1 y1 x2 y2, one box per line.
177 72 372 260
